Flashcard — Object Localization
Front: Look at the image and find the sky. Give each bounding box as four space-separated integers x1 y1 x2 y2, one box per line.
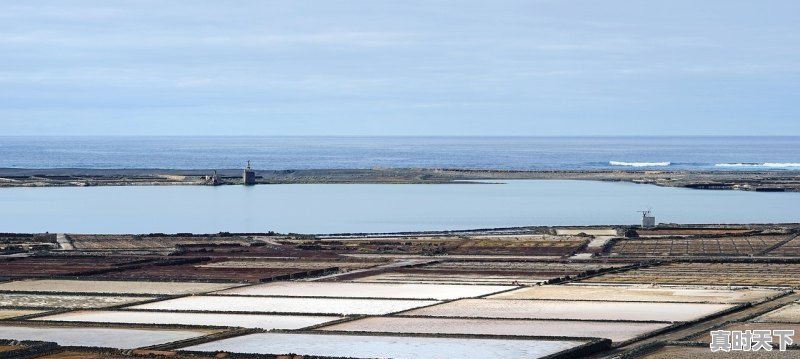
1 0 799 136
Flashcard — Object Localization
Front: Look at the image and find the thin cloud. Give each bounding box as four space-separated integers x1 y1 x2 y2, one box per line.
0 31 417 48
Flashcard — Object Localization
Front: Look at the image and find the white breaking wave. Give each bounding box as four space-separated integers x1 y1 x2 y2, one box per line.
609 161 671 167
714 163 758 167
715 162 800 168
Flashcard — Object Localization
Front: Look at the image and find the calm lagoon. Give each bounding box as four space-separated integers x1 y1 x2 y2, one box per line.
0 180 797 234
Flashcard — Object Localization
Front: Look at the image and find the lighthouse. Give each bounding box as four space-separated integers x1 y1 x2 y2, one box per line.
243 160 255 185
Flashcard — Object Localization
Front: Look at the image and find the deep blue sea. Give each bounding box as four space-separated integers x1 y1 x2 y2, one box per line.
0 136 798 170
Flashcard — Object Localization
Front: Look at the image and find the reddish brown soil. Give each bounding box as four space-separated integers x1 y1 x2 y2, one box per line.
175 243 340 259
0 233 56 244
636 228 753 236
767 235 800 256
611 235 790 257
398 260 631 280
36 351 223 359
292 238 588 257
0 256 157 278
87 258 337 283
583 262 800 287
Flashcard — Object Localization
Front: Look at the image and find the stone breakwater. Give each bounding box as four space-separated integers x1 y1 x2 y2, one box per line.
1 168 800 191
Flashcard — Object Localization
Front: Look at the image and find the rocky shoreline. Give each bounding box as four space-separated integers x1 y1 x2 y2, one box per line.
1 168 799 192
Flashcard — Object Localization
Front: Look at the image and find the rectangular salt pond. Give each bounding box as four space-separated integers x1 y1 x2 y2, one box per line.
555 229 617 236
691 322 800 344
754 303 800 323
407 299 733 322
0 325 210 349
130 296 439 315
0 279 236 295
489 285 781 304
182 332 586 359
35 310 343 330
216 282 515 300
0 293 155 309
321 317 671 342
354 273 546 286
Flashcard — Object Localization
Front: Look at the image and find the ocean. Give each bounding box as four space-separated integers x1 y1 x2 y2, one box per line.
0 136 798 171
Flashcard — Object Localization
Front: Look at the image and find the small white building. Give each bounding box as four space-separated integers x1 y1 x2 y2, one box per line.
640 210 656 228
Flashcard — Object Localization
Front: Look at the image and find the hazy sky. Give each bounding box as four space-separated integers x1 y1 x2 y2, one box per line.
1 1 799 136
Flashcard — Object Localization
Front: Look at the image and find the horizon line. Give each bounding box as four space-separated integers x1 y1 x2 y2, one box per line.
2 134 800 138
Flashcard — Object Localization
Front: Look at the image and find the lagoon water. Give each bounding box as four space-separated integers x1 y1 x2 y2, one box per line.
0 180 797 234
